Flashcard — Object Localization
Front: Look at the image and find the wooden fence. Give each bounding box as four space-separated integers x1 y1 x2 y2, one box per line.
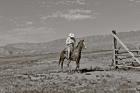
112 30 140 68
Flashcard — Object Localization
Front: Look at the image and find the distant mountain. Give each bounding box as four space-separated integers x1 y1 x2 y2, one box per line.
0 30 140 57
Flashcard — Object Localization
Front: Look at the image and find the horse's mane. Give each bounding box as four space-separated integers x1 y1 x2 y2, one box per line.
75 40 83 49
75 42 80 49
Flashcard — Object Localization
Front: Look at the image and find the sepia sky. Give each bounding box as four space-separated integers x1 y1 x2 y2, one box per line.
0 0 140 45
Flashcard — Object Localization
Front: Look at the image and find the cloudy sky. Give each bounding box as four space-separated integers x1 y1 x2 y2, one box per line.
0 0 140 45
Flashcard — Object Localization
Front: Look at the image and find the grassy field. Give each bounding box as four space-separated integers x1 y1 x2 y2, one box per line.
0 51 140 93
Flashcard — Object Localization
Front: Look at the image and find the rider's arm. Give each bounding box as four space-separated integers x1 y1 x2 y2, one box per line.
71 37 76 43
66 37 70 45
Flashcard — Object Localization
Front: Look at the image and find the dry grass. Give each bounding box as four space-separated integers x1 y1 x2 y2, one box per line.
0 52 139 93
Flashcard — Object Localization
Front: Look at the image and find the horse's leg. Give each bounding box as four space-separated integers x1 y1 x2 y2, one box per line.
60 58 65 70
67 60 71 72
58 56 65 71
75 58 80 72
58 57 61 66
58 50 66 71
67 60 71 67
75 62 79 71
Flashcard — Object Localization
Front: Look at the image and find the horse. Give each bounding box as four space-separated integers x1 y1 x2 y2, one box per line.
58 39 86 71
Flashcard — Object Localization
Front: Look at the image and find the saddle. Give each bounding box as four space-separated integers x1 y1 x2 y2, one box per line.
64 48 73 59
64 43 75 59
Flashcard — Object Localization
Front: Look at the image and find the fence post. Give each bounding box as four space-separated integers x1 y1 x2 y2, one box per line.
112 30 118 66
112 30 140 65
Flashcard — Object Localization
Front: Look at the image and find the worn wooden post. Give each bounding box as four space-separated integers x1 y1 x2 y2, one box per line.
112 30 118 66
112 30 140 64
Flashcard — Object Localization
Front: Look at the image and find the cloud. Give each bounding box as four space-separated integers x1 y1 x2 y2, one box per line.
69 9 92 14
129 0 135 1
41 9 96 21
26 21 33 25
129 0 140 2
8 17 35 28
49 0 86 6
76 0 86 5
64 0 86 5
39 0 86 9
59 13 94 21
39 0 92 21
135 0 140 2
14 21 33 27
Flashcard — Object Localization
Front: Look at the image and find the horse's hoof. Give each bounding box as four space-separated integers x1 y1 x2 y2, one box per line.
59 68 63 72
75 69 80 73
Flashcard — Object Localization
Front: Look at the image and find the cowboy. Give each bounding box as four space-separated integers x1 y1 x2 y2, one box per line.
66 33 76 59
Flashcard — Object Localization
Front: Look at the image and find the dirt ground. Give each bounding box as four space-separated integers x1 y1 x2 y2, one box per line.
0 52 140 93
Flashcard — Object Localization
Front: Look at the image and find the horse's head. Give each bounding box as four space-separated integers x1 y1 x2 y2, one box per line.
77 39 87 49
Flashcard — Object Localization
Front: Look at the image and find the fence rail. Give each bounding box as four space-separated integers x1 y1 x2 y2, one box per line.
112 30 140 67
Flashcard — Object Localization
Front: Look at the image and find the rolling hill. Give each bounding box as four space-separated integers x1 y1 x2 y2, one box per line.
0 30 140 57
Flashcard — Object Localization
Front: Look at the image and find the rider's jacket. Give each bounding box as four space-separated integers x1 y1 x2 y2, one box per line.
66 37 76 45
